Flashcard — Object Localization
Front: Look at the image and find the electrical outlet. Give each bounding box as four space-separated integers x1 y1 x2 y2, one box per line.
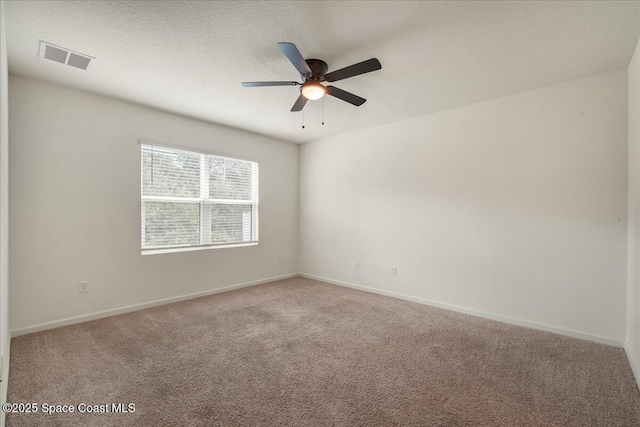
354 261 360 269
390 266 397 275
277 254 282 263
79 281 89 293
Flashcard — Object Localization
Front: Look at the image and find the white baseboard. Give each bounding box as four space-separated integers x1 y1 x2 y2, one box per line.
1 337 10 427
625 344 640 390
12 271 625 349
300 273 624 348
11 273 299 337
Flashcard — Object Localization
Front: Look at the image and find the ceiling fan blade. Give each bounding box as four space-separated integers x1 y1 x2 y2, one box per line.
290 94 308 112
242 81 299 87
324 58 381 82
326 86 366 106
277 42 312 77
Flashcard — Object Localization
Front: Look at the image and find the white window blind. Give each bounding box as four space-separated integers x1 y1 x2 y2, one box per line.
140 142 259 253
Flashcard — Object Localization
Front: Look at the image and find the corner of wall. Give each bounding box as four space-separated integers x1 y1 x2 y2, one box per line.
295 141 302 274
0 0 9 423
626 31 640 390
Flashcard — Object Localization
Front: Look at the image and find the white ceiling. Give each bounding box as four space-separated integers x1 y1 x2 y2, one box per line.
5 1 640 144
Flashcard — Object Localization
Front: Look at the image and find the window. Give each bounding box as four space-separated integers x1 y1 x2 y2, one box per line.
140 142 258 253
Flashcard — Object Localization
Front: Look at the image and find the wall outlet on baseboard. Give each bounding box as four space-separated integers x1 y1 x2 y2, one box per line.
79 281 89 293
354 261 359 269
390 266 397 275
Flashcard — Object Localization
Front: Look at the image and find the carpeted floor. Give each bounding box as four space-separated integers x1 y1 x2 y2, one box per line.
7 277 640 426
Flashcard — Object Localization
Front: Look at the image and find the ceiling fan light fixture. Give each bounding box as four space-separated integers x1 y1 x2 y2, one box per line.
301 82 326 100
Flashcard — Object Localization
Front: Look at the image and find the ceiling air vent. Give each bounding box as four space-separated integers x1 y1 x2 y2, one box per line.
39 41 95 70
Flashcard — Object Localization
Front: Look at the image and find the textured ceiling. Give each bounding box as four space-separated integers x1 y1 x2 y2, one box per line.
5 1 640 144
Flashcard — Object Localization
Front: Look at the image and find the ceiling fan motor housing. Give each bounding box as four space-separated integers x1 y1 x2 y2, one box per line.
304 59 328 81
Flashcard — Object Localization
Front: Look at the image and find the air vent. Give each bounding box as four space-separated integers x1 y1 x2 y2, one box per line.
39 41 95 70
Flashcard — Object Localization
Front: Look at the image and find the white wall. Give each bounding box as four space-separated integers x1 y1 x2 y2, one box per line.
627 37 640 384
0 0 9 424
9 75 298 333
300 70 628 344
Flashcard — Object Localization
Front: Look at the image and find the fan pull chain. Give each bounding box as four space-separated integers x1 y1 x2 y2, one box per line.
302 109 305 129
322 98 325 126
151 146 154 186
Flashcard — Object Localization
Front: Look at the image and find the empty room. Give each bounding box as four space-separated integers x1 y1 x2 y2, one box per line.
0 0 639 425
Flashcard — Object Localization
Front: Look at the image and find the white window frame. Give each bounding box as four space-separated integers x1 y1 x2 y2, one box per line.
140 140 259 255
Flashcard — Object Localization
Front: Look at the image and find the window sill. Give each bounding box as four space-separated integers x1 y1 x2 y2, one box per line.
141 242 258 256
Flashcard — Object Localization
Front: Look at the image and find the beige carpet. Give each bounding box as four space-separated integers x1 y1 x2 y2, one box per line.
7 277 640 426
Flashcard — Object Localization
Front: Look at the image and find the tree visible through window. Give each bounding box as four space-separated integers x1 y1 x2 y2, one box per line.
141 143 259 252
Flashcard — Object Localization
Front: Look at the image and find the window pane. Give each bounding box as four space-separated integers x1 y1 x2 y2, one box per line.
210 204 253 244
209 157 253 200
142 146 200 198
144 201 200 248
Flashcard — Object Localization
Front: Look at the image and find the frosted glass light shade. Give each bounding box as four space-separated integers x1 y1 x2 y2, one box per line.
301 83 326 100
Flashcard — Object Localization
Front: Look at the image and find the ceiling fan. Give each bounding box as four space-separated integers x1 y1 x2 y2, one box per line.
242 42 381 112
